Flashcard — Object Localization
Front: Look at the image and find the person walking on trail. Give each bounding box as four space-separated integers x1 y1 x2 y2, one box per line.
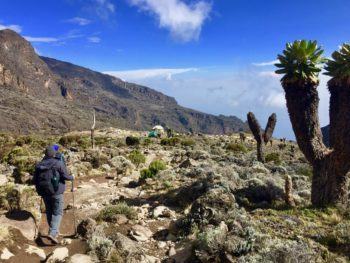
33 144 74 244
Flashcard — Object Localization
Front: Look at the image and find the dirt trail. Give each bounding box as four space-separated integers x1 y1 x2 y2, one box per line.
4 179 94 262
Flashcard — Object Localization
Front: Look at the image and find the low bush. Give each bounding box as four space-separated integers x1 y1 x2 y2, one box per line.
125 136 140 147
139 160 167 181
226 143 247 153
265 152 281 165
143 138 153 146
149 160 167 174
160 137 180 146
128 150 146 168
97 202 137 222
181 139 195 147
88 224 113 261
140 168 154 180
59 135 89 148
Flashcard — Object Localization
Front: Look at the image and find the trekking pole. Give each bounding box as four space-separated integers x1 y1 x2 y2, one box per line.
71 180 77 237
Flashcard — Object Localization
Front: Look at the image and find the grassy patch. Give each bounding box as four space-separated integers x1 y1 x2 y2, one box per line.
128 150 146 168
265 152 281 165
226 143 247 153
97 202 137 222
161 137 180 146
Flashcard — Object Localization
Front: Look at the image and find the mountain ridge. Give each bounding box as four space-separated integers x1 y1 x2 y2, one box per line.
0 29 248 134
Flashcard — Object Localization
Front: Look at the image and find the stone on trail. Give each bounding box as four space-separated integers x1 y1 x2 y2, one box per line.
0 213 37 240
67 253 94 263
25 245 46 259
0 247 14 260
46 247 69 263
153 205 174 218
129 224 153 242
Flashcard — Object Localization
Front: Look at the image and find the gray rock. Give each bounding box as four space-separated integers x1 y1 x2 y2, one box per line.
25 245 46 259
0 248 14 260
0 212 37 240
109 156 134 176
168 247 176 256
153 205 174 218
114 214 128 225
46 247 69 263
129 224 153 242
67 254 94 263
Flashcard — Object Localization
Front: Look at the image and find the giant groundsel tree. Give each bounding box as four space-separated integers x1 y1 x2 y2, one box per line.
276 40 350 207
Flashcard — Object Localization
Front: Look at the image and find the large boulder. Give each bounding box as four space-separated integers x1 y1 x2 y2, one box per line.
108 156 135 176
0 211 38 240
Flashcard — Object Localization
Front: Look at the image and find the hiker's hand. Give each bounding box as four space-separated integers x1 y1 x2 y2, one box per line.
71 174 75 180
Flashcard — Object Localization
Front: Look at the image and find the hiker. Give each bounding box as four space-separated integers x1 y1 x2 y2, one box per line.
33 144 74 244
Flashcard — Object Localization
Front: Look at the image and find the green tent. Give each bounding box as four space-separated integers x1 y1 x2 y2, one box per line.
148 130 159 138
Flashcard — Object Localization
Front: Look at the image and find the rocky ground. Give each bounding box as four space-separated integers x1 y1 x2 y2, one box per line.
0 128 349 262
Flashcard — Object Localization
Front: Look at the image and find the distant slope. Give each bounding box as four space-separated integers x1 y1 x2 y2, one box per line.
0 29 247 134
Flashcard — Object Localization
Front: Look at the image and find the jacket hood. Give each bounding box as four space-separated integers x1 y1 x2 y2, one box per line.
37 157 57 170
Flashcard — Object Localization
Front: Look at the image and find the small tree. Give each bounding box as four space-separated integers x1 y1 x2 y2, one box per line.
275 40 350 206
247 112 277 162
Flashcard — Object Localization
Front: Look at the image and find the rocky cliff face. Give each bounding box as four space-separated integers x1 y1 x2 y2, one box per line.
0 29 247 134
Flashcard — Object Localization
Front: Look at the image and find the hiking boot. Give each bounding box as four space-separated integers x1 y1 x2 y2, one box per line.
47 234 59 244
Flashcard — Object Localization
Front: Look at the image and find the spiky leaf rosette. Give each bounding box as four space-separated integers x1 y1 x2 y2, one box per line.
275 40 325 84
325 43 350 82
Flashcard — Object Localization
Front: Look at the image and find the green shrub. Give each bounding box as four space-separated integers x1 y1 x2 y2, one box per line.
125 136 140 147
128 150 146 168
181 139 195 147
149 160 167 174
140 168 155 180
59 135 89 148
296 164 313 178
265 152 281 165
97 202 137 222
143 138 153 146
226 143 247 153
139 160 166 181
161 137 180 146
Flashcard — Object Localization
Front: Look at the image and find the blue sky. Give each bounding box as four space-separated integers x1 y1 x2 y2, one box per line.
1 0 349 138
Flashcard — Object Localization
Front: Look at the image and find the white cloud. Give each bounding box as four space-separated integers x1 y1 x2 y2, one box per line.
259 71 280 79
128 0 211 42
66 17 91 26
252 59 279 66
104 68 198 80
24 36 59 43
23 30 84 44
0 23 22 33
260 90 286 108
89 0 115 20
88 36 101 43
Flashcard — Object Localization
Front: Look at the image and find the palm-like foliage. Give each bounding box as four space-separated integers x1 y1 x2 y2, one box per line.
325 43 350 79
275 40 325 83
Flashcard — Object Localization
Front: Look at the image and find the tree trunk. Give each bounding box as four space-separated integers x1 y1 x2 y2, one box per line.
329 83 350 170
91 128 95 149
91 109 96 149
283 82 328 164
311 156 348 206
257 141 264 163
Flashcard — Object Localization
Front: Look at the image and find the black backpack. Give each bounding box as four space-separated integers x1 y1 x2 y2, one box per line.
34 165 60 196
